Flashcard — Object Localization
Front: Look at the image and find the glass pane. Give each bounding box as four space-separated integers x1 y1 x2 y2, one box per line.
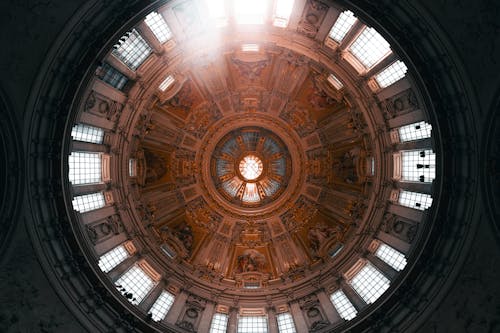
72 192 105 213
237 316 268 333
401 150 436 183
276 312 297 333
112 29 152 70
349 27 391 68
330 290 358 320
144 12 172 43
98 245 129 273
115 265 156 305
210 313 229 333
69 152 102 185
375 243 407 271
149 290 175 321
375 60 408 88
71 124 104 144
398 190 433 210
398 121 432 142
350 263 390 304
328 10 357 42
99 63 128 90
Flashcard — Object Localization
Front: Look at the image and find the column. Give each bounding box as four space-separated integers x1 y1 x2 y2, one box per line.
398 182 433 195
365 53 397 78
105 55 137 80
267 307 278 333
94 233 128 257
227 307 238 333
72 183 107 196
338 21 365 51
164 290 188 325
388 203 423 222
109 256 136 282
387 109 425 129
316 289 341 324
376 232 410 255
139 282 165 312
79 112 115 130
197 301 215 333
396 138 432 151
80 206 116 225
289 301 308 332
71 141 108 153
315 4 338 41
367 254 398 281
137 21 163 54
340 281 366 311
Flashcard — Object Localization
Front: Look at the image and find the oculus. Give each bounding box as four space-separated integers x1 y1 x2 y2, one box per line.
211 127 291 207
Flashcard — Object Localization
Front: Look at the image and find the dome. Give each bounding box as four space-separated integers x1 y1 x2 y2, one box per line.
10 0 497 332
65 1 436 331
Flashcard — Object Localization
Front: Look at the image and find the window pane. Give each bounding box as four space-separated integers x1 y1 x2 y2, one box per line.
375 60 408 88
69 152 102 185
375 243 407 271
72 192 105 213
349 27 391 68
398 121 432 142
159 75 175 91
276 312 297 333
350 263 390 304
112 29 152 70
330 290 358 320
401 150 436 183
234 0 267 24
149 291 175 321
327 74 344 89
237 316 268 333
98 245 129 273
71 124 104 144
116 265 156 305
328 10 357 42
273 0 294 27
398 190 433 210
206 0 228 27
144 12 172 43
210 313 229 333
98 63 128 90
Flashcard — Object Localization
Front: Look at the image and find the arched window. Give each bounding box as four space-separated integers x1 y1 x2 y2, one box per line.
401 150 436 183
276 312 297 333
112 29 152 70
72 192 105 213
68 152 102 185
71 124 104 144
349 27 391 68
237 316 268 333
375 243 407 271
398 121 432 142
328 10 357 42
148 290 175 321
115 264 156 305
209 313 229 333
330 289 358 320
98 244 130 273
144 12 172 43
374 60 408 88
398 190 433 210
350 263 390 304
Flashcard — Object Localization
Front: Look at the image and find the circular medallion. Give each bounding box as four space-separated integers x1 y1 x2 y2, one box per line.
210 127 291 208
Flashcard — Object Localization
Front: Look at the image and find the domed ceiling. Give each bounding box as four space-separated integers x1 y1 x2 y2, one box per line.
62 0 439 331
132 41 370 285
